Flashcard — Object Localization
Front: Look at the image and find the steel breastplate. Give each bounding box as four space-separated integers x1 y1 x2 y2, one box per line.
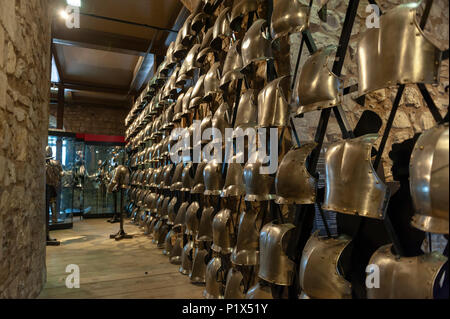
114 165 130 189
189 74 205 110
224 268 245 299
299 231 352 299
180 162 194 192
150 167 162 188
230 0 262 31
204 161 225 196
204 62 222 101
171 162 184 191
212 102 231 141
163 229 177 256
270 0 309 42
173 202 189 231
179 44 201 82
258 222 295 286
220 39 244 90
190 247 210 284
155 195 165 217
185 201 200 235
179 13 195 47
143 191 156 211
197 28 213 64
221 161 246 198
161 164 174 190
169 236 183 265
367 244 447 299
152 219 163 244
191 161 208 194
198 206 216 241
182 87 194 117
161 197 171 220
257 75 289 128
167 196 178 225
211 7 232 50
173 91 184 122
245 282 274 299
231 209 260 266
205 256 225 299
275 143 317 205
322 134 389 220
243 152 276 201
295 45 343 116
357 2 442 96
157 223 169 249
234 89 257 130
410 124 449 234
212 209 235 254
241 19 273 72
180 241 194 275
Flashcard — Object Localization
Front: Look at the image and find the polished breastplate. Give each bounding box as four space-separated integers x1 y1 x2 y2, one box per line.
224 268 245 299
191 161 208 194
180 162 194 192
205 256 225 299
299 231 352 299
258 75 289 128
212 209 235 254
231 209 260 266
367 244 447 299
171 162 184 191
234 89 257 130
275 143 317 205
173 202 189 231
221 161 245 198
185 201 200 236
203 161 225 196
357 2 442 96
243 152 276 201
204 62 222 101
198 206 216 242
270 0 309 41
322 134 389 219
241 19 273 72
167 196 178 225
295 45 342 116
211 7 232 50
410 124 449 234
258 222 295 286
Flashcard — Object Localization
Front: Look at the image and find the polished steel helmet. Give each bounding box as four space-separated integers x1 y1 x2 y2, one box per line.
241 19 273 73
220 39 244 91
295 45 343 116
191 161 208 194
243 151 276 201
203 160 225 195
299 231 352 299
197 206 216 242
367 244 447 299
234 89 257 130
257 75 290 128
211 7 232 50
357 2 442 96
212 208 235 254
258 222 296 286
108 165 130 191
230 0 262 31
322 134 389 220
410 124 449 234
203 62 222 101
275 143 317 205
270 0 309 42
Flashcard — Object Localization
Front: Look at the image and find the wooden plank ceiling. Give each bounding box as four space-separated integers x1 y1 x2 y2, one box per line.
50 0 186 109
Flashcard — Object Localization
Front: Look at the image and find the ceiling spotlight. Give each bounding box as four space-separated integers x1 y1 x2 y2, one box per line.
59 9 69 20
66 0 81 7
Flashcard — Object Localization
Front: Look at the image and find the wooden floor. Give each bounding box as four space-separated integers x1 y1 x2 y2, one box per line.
38 218 205 299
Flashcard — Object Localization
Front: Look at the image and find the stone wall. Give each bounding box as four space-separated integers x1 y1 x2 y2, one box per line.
0 0 51 298
49 103 129 136
289 0 449 181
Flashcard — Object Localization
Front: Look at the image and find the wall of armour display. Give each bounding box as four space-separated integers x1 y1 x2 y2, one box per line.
123 0 448 299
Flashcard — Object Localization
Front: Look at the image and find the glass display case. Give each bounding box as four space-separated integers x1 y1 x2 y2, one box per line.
47 130 76 230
